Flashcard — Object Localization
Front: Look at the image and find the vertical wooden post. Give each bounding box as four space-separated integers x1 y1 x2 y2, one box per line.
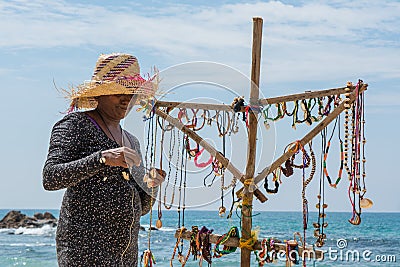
241 17 263 267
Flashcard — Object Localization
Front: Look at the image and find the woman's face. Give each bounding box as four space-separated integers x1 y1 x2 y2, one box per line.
96 94 136 120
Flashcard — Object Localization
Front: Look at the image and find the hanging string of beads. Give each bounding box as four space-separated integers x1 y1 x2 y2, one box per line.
348 79 371 225
343 82 352 180
323 116 344 188
176 134 187 264
189 226 200 260
156 115 166 229
170 226 187 266
301 142 316 267
214 226 240 258
261 96 337 130
194 147 213 169
313 129 329 247
216 110 231 137
280 141 311 179
184 135 199 159
163 127 177 210
359 91 372 210
169 135 188 266
218 136 226 216
263 169 281 194
141 108 157 267
230 111 240 134
176 107 238 137
197 226 213 266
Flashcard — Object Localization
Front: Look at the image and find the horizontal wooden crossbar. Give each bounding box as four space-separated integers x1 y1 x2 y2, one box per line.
259 86 354 105
174 229 324 259
155 100 236 111
154 86 355 112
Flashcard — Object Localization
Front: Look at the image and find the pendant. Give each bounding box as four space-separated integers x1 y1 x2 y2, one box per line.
156 219 163 229
348 213 361 225
218 206 226 217
360 198 373 209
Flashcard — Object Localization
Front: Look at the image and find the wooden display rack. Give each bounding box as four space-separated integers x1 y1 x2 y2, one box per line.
146 17 367 267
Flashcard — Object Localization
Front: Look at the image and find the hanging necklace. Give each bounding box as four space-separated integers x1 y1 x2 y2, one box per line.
219 113 227 217
96 109 121 144
141 111 157 266
156 116 166 229
164 129 180 209
163 128 175 209
314 129 328 247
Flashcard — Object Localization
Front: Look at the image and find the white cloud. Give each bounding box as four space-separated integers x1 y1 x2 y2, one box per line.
0 0 399 83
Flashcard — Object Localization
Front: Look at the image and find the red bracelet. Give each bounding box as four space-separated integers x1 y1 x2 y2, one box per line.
194 148 213 168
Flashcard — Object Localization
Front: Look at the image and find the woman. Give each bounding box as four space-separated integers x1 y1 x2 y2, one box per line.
43 53 163 266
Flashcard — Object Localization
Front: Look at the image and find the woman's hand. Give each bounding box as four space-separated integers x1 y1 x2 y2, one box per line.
101 147 141 168
143 168 166 188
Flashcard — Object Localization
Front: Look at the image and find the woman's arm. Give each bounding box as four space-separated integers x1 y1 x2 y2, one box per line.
42 114 104 191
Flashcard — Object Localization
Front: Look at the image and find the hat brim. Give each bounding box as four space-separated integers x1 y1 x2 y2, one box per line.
69 78 157 110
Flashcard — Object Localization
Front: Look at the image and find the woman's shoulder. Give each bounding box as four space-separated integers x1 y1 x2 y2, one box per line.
52 111 90 130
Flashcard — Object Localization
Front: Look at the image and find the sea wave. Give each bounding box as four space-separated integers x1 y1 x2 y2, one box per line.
9 242 55 247
0 224 56 236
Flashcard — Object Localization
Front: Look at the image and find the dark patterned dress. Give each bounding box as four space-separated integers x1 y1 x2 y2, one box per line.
43 112 154 266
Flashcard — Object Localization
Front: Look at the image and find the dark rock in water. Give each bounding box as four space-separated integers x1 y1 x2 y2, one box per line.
43 212 56 220
139 226 158 231
0 210 57 229
33 212 44 220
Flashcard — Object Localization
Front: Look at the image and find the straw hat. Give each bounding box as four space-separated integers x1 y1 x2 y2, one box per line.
67 53 157 110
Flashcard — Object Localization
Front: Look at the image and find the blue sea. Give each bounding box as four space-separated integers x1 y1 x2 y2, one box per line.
0 209 399 266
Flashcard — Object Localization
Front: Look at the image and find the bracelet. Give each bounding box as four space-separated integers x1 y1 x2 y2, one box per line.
194 148 213 168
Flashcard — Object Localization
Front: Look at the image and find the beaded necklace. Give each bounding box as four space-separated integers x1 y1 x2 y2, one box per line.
263 169 280 194
198 226 213 266
313 129 328 247
230 111 240 134
214 226 239 257
301 142 316 259
348 80 368 225
323 116 344 188
177 136 186 255
219 119 227 217
96 109 122 144
262 96 335 131
194 109 207 131
163 128 180 209
216 110 231 136
170 133 188 266
156 116 166 229
184 135 199 159
141 111 157 267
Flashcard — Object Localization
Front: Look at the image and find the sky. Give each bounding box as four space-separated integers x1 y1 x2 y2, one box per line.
0 0 399 213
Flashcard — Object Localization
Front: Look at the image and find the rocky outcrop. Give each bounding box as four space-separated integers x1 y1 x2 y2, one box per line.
0 210 57 229
0 210 157 231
